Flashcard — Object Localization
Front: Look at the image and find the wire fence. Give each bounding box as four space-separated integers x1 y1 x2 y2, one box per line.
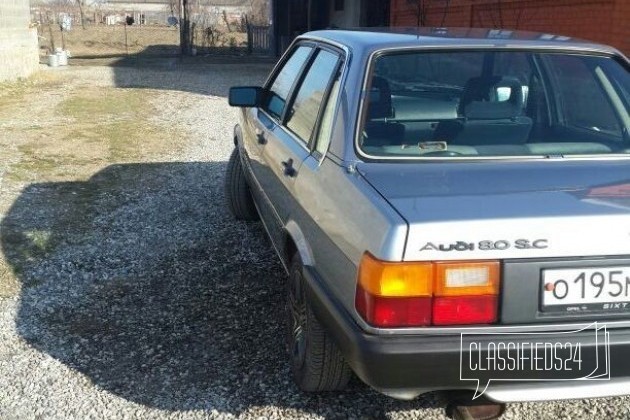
33 3 274 59
38 23 181 58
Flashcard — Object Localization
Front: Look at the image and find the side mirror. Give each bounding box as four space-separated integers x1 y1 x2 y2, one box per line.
229 86 263 107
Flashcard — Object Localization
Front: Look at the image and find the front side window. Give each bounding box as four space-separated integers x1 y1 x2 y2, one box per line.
264 45 312 119
359 50 630 159
286 50 339 143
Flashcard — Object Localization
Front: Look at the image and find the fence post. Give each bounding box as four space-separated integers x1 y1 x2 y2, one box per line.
180 0 190 56
247 22 252 55
124 22 128 55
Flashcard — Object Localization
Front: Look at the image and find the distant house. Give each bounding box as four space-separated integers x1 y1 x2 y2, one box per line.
273 0 390 52
102 0 251 26
101 0 177 25
0 0 39 81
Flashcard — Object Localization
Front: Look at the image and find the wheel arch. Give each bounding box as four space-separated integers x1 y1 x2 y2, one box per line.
284 220 315 268
233 124 242 146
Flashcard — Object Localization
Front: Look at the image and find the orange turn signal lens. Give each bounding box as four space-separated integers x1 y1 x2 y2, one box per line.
358 252 433 297
433 261 500 297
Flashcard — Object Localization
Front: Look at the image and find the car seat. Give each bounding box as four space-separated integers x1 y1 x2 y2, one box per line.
434 76 533 147
362 76 405 147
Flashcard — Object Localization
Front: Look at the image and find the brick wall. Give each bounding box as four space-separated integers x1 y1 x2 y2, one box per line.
0 0 39 82
390 0 630 55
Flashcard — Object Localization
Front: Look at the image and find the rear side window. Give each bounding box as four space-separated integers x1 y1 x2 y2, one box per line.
315 74 341 156
264 46 312 119
286 50 339 143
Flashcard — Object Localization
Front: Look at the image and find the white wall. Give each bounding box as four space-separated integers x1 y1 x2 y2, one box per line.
0 0 39 82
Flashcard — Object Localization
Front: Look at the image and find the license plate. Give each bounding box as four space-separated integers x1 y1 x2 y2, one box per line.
541 267 630 313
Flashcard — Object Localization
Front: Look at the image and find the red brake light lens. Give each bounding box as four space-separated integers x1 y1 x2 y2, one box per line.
356 285 432 328
432 295 498 326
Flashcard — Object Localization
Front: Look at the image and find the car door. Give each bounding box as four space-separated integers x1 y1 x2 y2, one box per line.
257 45 343 249
242 45 314 247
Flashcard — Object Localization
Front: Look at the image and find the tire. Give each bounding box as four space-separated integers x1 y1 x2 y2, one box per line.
225 148 258 221
286 253 352 392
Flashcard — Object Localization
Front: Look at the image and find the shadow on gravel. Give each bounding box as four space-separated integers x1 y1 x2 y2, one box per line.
98 46 276 96
1 162 444 418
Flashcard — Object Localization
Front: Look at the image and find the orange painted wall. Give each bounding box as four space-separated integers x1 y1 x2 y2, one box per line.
390 0 630 55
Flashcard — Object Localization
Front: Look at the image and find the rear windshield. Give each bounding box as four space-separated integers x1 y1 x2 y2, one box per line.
359 50 630 159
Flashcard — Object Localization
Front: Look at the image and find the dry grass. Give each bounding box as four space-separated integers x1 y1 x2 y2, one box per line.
39 24 180 56
38 24 248 57
5 86 176 184
0 73 61 112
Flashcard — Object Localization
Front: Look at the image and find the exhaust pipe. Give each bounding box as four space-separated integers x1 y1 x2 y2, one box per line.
445 392 506 420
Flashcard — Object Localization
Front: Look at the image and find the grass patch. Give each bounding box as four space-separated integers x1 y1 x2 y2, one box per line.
0 79 182 295
57 88 162 162
0 72 61 113
5 87 168 183
57 89 147 120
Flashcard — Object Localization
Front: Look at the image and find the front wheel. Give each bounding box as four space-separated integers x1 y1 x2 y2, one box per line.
286 253 352 391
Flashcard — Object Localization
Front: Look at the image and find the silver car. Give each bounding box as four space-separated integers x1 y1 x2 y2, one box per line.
226 28 630 406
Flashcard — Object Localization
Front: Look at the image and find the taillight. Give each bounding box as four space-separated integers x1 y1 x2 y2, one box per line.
356 254 433 327
355 253 500 328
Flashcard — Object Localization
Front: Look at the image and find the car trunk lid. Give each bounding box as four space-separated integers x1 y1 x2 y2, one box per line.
357 160 630 262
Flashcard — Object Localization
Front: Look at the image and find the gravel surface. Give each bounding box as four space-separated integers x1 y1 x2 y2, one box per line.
0 60 629 419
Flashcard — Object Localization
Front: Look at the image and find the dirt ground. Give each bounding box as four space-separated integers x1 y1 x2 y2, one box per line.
1 61 629 420
0 67 186 298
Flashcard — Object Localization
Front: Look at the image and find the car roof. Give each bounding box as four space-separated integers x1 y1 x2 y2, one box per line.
302 27 622 56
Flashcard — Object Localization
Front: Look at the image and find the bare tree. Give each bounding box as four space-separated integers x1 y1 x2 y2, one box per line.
166 0 180 17
407 0 451 27
472 0 534 30
76 0 86 29
248 0 270 26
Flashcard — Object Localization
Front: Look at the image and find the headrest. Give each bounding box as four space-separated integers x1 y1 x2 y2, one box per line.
367 76 393 119
460 76 524 119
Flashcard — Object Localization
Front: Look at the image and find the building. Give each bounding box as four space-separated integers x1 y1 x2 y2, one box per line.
102 0 180 25
101 0 251 25
273 0 390 52
390 0 630 55
0 0 39 82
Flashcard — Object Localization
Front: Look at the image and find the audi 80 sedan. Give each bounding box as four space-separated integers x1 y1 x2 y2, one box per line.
225 28 630 403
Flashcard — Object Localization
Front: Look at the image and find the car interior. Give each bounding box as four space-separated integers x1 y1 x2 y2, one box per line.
360 51 630 158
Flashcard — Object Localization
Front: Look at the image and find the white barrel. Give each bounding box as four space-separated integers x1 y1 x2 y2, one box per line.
57 50 68 66
48 54 59 67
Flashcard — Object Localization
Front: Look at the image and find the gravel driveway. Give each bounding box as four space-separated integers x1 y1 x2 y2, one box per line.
0 60 628 420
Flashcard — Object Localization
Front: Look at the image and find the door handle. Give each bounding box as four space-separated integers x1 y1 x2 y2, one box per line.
281 158 297 177
255 129 266 145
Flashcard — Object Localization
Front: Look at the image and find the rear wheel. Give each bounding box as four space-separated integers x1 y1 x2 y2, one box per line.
225 148 258 221
286 253 352 391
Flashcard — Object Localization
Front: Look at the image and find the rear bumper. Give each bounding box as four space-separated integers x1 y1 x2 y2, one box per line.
303 266 630 402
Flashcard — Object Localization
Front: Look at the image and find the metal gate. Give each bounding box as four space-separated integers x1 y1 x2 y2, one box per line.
247 25 273 55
